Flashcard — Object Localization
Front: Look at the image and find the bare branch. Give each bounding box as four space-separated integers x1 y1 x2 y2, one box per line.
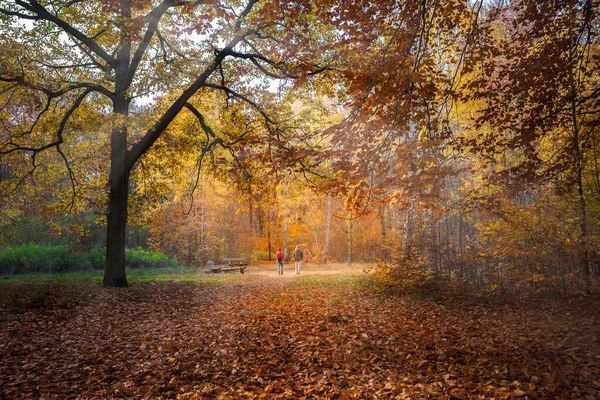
203 83 274 124
6 154 38 198
1 87 94 155
156 30 174 64
56 144 77 212
225 46 328 79
33 60 98 70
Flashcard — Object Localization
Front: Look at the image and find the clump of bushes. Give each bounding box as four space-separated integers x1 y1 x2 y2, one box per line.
0 244 179 274
249 249 271 262
0 244 82 274
370 254 438 296
126 247 179 269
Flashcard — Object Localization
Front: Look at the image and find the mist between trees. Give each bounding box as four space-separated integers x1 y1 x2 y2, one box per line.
1 0 599 295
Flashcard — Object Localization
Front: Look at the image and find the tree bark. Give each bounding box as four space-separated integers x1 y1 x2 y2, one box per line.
323 194 331 264
571 93 591 283
402 199 415 259
283 215 289 262
267 212 272 261
347 211 353 265
103 1 133 287
103 109 130 287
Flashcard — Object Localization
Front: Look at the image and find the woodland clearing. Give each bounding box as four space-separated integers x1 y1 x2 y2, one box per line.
0 264 599 399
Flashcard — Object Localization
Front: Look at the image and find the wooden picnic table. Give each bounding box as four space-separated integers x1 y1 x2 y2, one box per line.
206 257 248 274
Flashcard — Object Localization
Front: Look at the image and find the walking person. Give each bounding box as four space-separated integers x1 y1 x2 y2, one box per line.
276 248 284 275
293 245 304 274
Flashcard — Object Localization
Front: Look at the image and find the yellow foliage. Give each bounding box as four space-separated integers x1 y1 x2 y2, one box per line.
370 254 438 295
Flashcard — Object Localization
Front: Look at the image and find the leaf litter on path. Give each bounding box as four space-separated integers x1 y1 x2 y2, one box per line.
1 274 599 399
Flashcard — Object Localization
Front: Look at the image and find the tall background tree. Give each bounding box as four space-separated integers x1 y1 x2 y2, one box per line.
320 0 600 295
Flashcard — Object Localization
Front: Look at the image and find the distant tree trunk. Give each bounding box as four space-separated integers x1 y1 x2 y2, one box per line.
458 209 464 276
402 199 415 259
313 225 319 257
592 131 600 195
283 216 289 262
347 212 353 265
200 200 205 247
323 194 331 264
267 215 272 261
571 92 591 284
257 207 265 237
248 196 254 228
429 214 439 273
379 205 387 240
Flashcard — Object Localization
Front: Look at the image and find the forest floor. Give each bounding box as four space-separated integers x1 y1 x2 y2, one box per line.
0 263 599 399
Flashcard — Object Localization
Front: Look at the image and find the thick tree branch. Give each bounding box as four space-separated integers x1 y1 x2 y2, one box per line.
0 72 113 101
1 87 94 155
125 0 179 89
235 0 258 30
184 102 217 141
14 0 115 66
0 6 38 20
126 33 248 171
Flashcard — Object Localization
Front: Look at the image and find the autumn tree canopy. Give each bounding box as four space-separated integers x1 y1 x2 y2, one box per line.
1 0 599 295
0 0 336 286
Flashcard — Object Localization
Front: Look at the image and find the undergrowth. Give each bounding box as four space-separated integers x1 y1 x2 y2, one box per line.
0 244 180 274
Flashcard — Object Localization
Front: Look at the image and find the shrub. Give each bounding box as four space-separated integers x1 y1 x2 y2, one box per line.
249 249 269 262
0 244 82 274
125 247 179 269
370 254 438 295
0 244 179 274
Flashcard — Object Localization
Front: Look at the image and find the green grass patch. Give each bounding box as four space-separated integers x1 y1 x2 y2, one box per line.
0 266 241 286
0 270 103 285
126 267 244 284
0 267 242 317
293 273 365 289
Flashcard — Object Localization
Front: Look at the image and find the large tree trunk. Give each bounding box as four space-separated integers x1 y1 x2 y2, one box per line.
103 119 130 287
103 8 132 287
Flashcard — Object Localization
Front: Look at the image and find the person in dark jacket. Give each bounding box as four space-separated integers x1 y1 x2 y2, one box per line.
292 245 304 274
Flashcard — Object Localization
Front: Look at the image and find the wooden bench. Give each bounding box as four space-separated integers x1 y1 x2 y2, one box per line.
206 258 248 274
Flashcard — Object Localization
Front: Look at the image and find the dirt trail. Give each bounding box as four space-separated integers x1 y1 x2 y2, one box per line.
1 268 599 399
243 261 369 277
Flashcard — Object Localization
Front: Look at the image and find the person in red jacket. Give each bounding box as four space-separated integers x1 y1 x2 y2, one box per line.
276 248 284 275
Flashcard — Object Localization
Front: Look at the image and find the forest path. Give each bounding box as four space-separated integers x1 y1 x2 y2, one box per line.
1 268 599 399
